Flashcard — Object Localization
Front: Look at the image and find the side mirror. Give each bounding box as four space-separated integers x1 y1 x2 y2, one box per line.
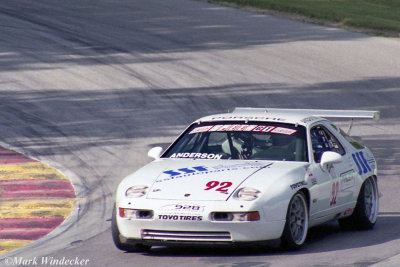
148 147 163 160
320 151 342 170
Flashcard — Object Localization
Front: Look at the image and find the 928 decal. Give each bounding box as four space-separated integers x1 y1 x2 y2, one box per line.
204 181 233 192
160 204 205 214
175 204 201 210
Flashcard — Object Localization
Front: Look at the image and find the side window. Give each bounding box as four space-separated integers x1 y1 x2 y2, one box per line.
310 125 345 163
337 128 365 149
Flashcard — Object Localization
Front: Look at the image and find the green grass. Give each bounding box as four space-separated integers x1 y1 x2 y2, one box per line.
210 0 400 35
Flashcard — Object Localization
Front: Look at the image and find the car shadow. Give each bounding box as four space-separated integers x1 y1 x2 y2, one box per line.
135 212 400 257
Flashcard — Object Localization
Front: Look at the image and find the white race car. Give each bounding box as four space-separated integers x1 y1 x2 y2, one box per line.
112 108 380 251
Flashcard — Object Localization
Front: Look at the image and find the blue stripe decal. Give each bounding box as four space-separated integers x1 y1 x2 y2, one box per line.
352 151 372 175
356 152 368 174
359 151 372 172
352 153 363 175
163 170 181 176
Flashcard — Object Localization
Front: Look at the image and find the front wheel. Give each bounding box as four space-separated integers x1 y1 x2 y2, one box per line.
339 177 379 230
280 191 309 250
111 205 151 252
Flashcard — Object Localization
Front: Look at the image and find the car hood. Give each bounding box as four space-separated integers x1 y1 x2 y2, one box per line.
121 159 307 201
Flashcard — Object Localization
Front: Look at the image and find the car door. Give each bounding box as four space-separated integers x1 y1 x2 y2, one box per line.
308 122 353 222
326 123 360 207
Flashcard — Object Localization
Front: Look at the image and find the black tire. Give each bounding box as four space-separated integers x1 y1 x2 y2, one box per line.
111 205 151 252
339 177 378 230
281 191 309 250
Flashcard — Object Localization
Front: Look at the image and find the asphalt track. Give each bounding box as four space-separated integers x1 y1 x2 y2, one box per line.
0 0 399 266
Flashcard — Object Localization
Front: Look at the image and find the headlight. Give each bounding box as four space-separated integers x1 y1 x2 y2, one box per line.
119 208 153 219
125 185 148 198
210 211 260 221
235 187 260 201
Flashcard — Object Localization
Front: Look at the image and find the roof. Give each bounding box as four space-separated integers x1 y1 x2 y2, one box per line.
196 107 380 126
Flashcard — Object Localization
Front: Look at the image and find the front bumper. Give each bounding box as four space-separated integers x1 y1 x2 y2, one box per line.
116 199 286 244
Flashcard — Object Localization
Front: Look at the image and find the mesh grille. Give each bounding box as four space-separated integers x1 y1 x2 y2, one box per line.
142 230 232 242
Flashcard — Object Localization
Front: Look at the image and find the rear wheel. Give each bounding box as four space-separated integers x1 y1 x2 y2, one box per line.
339 177 378 230
111 205 151 252
281 191 309 250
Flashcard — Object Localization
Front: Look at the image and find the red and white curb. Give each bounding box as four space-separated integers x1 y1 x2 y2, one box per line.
0 146 76 255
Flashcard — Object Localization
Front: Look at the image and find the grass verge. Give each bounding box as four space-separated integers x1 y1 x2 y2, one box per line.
207 0 400 36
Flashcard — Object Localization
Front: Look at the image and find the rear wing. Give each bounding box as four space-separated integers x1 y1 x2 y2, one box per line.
233 107 380 121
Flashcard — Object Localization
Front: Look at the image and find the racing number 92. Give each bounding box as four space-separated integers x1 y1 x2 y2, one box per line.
205 181 233 192
330 181 339 206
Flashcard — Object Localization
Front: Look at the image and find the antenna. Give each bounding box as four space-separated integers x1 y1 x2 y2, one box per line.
347 118 354 135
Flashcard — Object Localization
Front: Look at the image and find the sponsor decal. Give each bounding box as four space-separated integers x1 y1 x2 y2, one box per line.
343 207 354 216
363 150 376 170
305 167 312 176
187 124 296 135
261 126 276 132
160 204 205 214
271 127 297 135
232 124 258 131
290 181 307 190
158 215 203 221
300 116 319 123
156 162 272 183
305 167 317 185
208 116 286 121
170 153 223 160
162 166 208 177
219 124 233 131
340 170 356 190
189 125 214 134
252 125 267 132
212 162 267 170
208 125 224 132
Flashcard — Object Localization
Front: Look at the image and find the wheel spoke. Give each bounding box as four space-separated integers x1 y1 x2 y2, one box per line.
363 178 378 222
288 194 308 244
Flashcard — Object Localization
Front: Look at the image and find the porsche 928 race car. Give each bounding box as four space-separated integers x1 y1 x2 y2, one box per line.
112 108 380 251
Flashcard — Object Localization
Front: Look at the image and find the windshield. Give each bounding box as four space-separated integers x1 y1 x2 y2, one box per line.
163 122 308 162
